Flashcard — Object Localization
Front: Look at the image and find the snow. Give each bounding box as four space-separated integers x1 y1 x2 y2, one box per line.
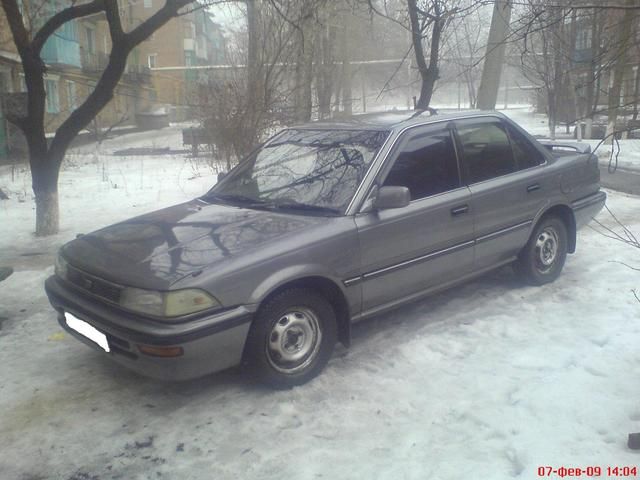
1 120 640 480
0 125 217 269
500 107 640 172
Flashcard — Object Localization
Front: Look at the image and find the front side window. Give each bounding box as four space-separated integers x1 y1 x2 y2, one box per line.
206 129 389 214
383 126 459 200
456 120 515 183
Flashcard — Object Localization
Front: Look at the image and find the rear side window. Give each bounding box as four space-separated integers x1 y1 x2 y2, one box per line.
506 124 545 169
383 126 459 200
456 121 515 183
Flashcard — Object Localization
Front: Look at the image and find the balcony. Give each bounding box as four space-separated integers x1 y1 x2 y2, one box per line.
123 65 152 84
41 35 81 69
81 51 109 74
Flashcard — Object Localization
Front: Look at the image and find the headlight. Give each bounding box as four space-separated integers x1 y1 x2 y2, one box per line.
164 289 220 316
120 287 164 316
55 254 68 280
119 287 220 318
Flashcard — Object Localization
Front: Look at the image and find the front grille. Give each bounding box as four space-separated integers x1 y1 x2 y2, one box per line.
67 265 123 304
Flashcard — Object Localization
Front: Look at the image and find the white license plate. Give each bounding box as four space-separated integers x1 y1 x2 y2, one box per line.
65 312 110 353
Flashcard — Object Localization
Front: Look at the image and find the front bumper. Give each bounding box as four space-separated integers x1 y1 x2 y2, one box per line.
572 190 607 229
45 275 254 381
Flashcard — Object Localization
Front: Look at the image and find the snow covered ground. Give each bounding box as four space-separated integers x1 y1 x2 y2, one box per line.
1 120 640 480
0 125 218 270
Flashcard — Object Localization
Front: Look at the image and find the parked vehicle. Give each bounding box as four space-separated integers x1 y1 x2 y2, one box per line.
45 111 605 387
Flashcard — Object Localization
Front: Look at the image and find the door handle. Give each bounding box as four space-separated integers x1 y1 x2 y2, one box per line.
450 204 469 216
527 183 541 193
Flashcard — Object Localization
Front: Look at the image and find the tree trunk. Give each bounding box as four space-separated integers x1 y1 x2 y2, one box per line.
606 0 634 137
408 0 441 110
246 0 262 111
31 158 61 236
476 0 512 110
340 19 352 116
316 23 334 119
416 71 437 109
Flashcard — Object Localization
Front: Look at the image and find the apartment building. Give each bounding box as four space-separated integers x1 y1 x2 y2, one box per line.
0 0 225 159
566 4 640 123
133 0 225 120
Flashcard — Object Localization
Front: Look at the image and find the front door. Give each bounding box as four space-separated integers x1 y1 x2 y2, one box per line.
355 123 475 315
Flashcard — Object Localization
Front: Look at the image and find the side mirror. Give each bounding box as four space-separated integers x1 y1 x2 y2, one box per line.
374 186 410 210
217 171 228 182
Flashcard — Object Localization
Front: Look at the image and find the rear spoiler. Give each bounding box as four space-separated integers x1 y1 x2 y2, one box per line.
537 140 591 154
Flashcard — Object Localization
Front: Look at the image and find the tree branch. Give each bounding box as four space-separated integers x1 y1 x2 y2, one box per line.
32 0 106 54
104 0 124 42
0 0 32 58
48 0 196 162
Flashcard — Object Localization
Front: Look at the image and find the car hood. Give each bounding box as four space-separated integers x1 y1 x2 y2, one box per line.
60 199 330 290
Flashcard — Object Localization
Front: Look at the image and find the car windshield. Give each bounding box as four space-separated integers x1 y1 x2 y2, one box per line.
204 128 389 214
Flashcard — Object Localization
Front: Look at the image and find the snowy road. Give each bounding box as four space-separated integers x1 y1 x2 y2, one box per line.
1 123 640 480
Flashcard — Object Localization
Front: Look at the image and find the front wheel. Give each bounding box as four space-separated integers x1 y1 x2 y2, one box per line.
244 288 337 388
514 215 568 286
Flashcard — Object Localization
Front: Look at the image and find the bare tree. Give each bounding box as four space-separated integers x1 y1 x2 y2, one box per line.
366 0 482 110
517 1 573 138
198 0 302 167
447 7 489 108
1 0 199 236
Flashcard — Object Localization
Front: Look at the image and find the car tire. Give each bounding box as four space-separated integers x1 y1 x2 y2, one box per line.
515 215 568 286
244 288 337 388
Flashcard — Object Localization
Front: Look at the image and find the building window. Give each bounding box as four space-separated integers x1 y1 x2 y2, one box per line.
85 26 95 53
18 74 26 92
66 81 77 110
45 79 60 113
576 28 592 50
148 54 158 68
0 70 13 93
185 51 195 67
144 0 152 8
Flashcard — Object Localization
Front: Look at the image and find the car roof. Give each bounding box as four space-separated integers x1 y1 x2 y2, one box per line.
291 109 509 132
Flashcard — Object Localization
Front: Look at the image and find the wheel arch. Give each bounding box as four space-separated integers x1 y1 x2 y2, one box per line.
532 203 576 253
250 273 352 348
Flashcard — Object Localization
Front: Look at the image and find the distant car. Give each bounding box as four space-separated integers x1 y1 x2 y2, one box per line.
45 111 605 387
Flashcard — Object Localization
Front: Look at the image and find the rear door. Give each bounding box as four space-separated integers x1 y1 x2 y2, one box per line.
454 117 548 269
355 123 475 314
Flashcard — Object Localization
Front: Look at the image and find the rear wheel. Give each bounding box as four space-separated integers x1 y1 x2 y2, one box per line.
515 215 568 285
244 288 337 388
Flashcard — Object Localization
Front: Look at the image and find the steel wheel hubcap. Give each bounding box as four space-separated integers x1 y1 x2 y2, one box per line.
535 227 559 272
266 308 322 374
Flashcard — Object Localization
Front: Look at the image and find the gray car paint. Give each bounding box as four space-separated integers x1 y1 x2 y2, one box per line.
46 110 605 380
